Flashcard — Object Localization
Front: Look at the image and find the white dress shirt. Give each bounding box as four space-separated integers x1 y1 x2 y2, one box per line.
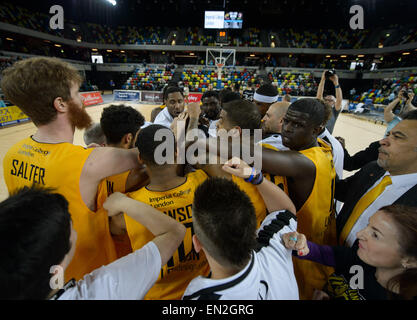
345 171 417 247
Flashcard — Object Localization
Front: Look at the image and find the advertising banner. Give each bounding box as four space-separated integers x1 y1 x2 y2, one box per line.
141 91 164 104
81 91 104 106
0 104 30 127
114 90 141 101
188 93 203 103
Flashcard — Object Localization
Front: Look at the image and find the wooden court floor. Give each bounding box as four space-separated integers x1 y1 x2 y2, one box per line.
0 103 386 201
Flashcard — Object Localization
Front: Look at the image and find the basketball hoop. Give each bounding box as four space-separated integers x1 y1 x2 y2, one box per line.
216 63 224 69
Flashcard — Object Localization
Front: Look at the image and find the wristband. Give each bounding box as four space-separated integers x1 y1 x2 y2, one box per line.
334 84 340 88
252 172 264 185
244 167 256 183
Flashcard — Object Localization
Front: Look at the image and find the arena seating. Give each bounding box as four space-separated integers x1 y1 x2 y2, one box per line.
122 67 174 91
180 68 256 92
352 74 417 104
267 70 317 96
2 2 416 49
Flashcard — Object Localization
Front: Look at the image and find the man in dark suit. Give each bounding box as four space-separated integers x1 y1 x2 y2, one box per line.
335 137 379 171
336 110 417 247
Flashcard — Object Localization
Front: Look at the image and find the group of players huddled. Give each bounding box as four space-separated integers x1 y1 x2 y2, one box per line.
1 57 417 300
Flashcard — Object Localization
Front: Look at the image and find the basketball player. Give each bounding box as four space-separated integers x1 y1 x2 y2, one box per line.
83 123 106 147
98 104 151 258
182 158 299 300
1 57 142 281
153 86 185 127
260 101 291 151
253 83 279 117
113 124 210 300
0 186 186 299
200 98 337 299
200 90 221 138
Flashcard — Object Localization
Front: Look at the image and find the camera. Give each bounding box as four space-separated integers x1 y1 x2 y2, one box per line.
325 69 336 79
402 90 410 100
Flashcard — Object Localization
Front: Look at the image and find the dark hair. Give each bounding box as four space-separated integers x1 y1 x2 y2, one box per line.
202 90 220 101
83 123 106 146
289 98 331 128
380 205 417 300
163 86 183 102
136 124 175 165
0 187 72 299
100 104 145 145
220 91 241 104
222 99 262 134
402 109 417 121
193 177 257 269
255 83 278 97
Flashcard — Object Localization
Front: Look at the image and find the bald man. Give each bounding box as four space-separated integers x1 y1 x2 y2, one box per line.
260 101 291 150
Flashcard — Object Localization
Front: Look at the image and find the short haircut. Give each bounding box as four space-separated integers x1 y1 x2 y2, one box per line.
0 187 72 299
221 91 241 104
193 177 257 269
284 94 291 102
202 90 220 101
163 86 183 102
100 104 145 145
402 109 417 121
136 124 175 165
1 57 82 126
255 83 278 97
222 99 262 133
83 123 106 146
289 98 331 128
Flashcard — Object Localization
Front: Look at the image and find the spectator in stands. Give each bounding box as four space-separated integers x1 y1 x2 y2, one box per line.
153 86 185 128
317 71 343 134
253 83 279 117
384 89 416 136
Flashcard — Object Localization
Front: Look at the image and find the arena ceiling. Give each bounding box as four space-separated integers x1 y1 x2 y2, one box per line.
10 0 417 29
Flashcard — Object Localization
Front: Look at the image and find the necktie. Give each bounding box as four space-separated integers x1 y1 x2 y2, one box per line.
340 175 392 245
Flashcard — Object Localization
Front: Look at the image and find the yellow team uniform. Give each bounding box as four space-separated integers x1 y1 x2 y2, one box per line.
3 137 117 281
124 169 210 300
261 143 289 195
232 176 267 228
96 171 133 259
292 139 337 299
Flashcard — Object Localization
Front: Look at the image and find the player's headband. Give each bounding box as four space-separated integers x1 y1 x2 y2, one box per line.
253 92 278 103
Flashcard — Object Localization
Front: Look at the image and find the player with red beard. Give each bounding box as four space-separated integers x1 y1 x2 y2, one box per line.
1 57 141 282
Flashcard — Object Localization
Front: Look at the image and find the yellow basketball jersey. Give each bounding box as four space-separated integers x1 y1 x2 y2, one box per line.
232 176 267 229
124 169 210 300
96 171 130 209
96 171 133 259
3 137 117 282
292 138 337 300
261 143 289 195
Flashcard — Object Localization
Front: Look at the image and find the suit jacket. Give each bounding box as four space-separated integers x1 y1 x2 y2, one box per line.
343 140 380 171
336 161 417 240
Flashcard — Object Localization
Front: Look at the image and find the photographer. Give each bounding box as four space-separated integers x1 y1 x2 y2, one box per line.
383 88 416 136
317 70 343 134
